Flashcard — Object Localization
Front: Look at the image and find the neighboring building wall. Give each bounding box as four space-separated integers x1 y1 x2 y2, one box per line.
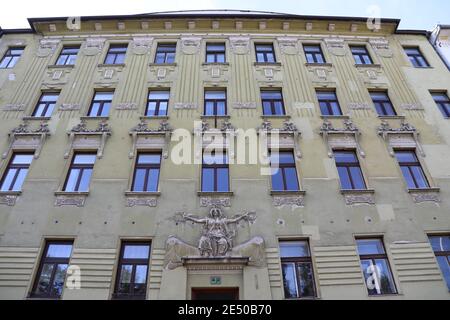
0 14 449 300
430 25 450 70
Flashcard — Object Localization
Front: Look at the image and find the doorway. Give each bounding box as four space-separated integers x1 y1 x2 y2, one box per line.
191 288 239 300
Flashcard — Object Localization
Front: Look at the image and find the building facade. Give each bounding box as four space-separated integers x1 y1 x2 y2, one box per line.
0 10 449 300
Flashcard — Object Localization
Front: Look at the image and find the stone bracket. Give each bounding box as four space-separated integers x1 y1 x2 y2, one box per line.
2 132 49 160
377 121 425 157
65 132 110 159
129 131 171 159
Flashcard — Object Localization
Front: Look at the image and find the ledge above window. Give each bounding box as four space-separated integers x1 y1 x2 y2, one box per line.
408 188 441 204
22 116 52 121
340 189 375 206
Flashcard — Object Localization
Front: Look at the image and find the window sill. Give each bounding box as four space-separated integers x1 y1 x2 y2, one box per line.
270 190 306 196
201 115 230 119
305 62 333 68
22 116 52 121
140 115 169 120
254 62 282 67
202 62 230 66
125 191 161 197
412 66 434 69
149 63 177 67
355 64 382 68
0 191 22 196
320 115 349 119
377 115 405 120
55 191 90 196
47 64 75 69
98 63 126 68
54 192 89 207
341 189 375 195
80 116 110 121
341 189 376 206
261 115 290 119
407 188 440 193
197 191 234 197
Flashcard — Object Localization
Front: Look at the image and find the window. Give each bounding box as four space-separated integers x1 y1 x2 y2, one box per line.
356 238 397 296
155 43 176 64
202 151 229 192
255 44 276 63
0 153 33 192
56 46 80 66
404 47 430 68
316 91 342 116
204 90 227 116
31 241 73 299
63 153 96 192
146 90 169 117
304 45 326 64
395 150 429 189
428 235 450 290
114 241 151 300
351 46 373 65
261 90 285 116
0 47 24 69
104 44 127 65
334 151 366 190
32 92 59 117
270 151 299 191
280 241 316 299
132 153 161 192
206 43 226 63
370 91 397 116
88 91 114 117
431 92 450 118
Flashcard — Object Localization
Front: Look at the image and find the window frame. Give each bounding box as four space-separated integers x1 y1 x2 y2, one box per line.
113 241 151 300
430 91 450 118
394 149 430 189
201 150 230 193
103 44 128 65
63 152 96 192
355 237 398 296
0 152 34 192
334 150 367 190
404 47 430 68
145 90 170 117
131 152 162 192
32 91 60 118
30 240 74 299
279 239 317 299
55 45 80 66
316 90 343 116
205 43 226 63
269 150 300 192
260 89 286 116
350 45 374 65
303 44 326 64
369 91 397 117
428 234 450 291
255 43 276 63
87 90 114 117
154 43 177 64
204 89 227 116
0 46 25 69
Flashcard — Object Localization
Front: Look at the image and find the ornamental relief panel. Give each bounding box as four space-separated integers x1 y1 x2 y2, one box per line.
94 65 124 85
81 38 106 56
254 65 283 84
201 64 230 83
43 68 72 87
180 37 202 55
229 37 250 55
277 37 299 55
36 39 60 58
131 37 153 55
305 64 337 85
356 67 389 85
324 38 347 56
148 64 177 82
369 38 394 58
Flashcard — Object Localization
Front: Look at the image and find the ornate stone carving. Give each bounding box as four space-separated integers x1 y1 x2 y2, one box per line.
59 103 81 111
409 190 440 204
324 38 347 56
3 104 25 111
116 103 137 110
272 195 305 208
343 192 376 205
37 39 60 57
199 196 232 208
277 37 299 55
82 38 106 56
55 195 86 207
258 120 302 159
181 37 201 55
369 38 393 58
232 102 257 109
129 120 172 159
377 120 425 157
0 194 18 206
229 37 250 55
132 37 153 55
319 119 365 158
126 196 158 207
2 121 50 159
174 103 197 110
64 120 111 159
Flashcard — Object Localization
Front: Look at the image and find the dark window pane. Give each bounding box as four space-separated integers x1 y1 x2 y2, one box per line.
410 166 429 188
119 265 133 289
436 256 450 290
202 168 214 192
133 169 146 192
52 264 69 297
395 151 417 163
330 102 342 115
74 154 96 164
282 263 298 299
429 236 450 252
349 167 366 189
11 169 28 191
280 241 310 258
146 102 157 116
78 169 93 192
337 167 352 189
284 168 300 191
356 239 385 255
297 262 315 297
335 152 358 164
64 169 80 192
123 245 150 259
0 169 17 191
271 168 284 191
400 167 416 189
134 265 148 284
262 101 272 115
216 168 229 192
138 154 161 164
361 259 397 295
146 169 160 192
271 152 295 164
35 264 54 295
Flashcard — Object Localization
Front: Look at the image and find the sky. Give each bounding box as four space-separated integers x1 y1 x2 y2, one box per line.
0 0 448 31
